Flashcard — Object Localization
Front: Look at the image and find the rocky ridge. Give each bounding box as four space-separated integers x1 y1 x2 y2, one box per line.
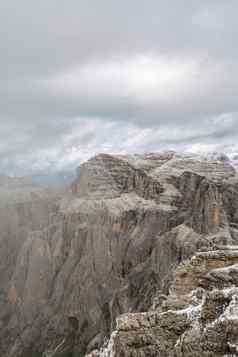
92 246 238 357
1 152 238 356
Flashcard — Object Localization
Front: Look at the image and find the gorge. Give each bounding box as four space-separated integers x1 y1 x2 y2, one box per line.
1 152 238 356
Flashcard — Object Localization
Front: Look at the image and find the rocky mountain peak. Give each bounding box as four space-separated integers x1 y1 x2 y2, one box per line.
1 151 238 356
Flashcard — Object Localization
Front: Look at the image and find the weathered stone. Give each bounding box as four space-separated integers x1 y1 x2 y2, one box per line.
1 152 238 356
100 248 238 357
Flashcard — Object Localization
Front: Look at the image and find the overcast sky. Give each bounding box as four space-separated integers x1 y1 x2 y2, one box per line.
1 1 238 175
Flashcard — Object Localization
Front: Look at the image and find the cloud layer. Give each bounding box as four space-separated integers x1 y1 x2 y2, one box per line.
1 1 238 175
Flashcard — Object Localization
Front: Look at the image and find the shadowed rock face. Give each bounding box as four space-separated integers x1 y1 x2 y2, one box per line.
1 152 238 357
0 178 58 327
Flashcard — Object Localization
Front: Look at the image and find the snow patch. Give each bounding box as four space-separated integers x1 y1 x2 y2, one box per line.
98 332 117 357
176 303 202 321
220 292 238 322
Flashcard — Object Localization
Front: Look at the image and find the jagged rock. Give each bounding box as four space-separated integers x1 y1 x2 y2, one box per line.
1 152 238 357
99 248 238 357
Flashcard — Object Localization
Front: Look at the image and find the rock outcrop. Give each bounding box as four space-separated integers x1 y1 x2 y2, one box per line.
96 246 238 357
1 152 238 357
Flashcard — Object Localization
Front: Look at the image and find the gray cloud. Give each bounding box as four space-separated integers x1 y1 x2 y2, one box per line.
0 1 238 175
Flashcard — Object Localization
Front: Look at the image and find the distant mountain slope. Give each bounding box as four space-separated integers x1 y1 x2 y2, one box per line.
29 169 75 188
0 175 60 355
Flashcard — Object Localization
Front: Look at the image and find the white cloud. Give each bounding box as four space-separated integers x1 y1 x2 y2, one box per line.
0 1 238 175
40 54 200 106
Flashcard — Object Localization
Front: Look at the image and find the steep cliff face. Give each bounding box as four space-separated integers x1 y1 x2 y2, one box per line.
1 152 238 357
0 177 59 355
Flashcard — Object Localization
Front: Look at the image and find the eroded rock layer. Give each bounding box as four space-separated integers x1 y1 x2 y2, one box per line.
95 247 238 357
1 152 238 357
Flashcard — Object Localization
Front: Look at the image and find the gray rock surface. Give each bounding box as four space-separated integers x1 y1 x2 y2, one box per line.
0 177 59 357
97 247 238 357
1 152 238 356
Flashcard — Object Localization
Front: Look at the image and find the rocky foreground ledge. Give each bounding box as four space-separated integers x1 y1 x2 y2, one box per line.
88 246 238 357
2 152 238 356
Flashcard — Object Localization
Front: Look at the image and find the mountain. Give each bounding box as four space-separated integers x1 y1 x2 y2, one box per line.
29 169 76 188
0 176 60 355
1 152 238 356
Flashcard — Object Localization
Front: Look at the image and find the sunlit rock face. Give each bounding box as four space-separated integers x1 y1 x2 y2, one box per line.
1 152 238 357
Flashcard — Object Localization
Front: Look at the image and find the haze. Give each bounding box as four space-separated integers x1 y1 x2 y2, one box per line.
1 1 238 176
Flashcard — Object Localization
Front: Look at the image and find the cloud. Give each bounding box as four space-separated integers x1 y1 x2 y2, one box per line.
0 1 238 175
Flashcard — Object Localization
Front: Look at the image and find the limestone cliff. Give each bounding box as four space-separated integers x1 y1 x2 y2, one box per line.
1 152 238 357
93 247 238 357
